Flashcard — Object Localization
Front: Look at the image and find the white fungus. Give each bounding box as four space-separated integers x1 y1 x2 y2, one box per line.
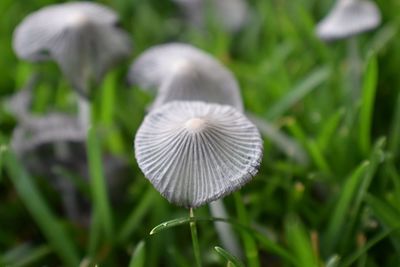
316 0 381 41
12 2 132 97
11 113 85 155
173 0 249 32
127 43 243 111
134 101 263 208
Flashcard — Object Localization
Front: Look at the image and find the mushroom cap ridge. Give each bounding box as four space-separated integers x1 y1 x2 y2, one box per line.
134 101 263 208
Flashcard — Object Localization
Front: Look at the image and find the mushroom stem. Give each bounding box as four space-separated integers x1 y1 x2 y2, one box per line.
209 200 243 258
77 95 91 133
7 73 39 123
53 141 82 224
347 37 361 100
189 208 202 267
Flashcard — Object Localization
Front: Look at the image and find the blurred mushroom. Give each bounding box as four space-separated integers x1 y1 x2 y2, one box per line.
5 74 39 121
10 116 128 226
13 1 132 130
316 0 381 41
16 138 129 227
7 85 128 227
11 113 85 155
129 42 307 254
128 43 243 111
13 2 132 97
172 0 249 32
134 101 263 208
129 43 248 255
129 42 307 164
316 0 381 99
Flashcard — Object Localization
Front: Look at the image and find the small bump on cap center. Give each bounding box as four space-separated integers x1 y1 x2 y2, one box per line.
184 117 206 132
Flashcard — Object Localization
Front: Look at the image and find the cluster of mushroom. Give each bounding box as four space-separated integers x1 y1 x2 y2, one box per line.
10 2 133 224
9 0 383 218
10 1 263 213
129 43 263 208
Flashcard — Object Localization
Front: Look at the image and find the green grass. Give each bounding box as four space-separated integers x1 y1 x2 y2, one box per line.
1 0 400 266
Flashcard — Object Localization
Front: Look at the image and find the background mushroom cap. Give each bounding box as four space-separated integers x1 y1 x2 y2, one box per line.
316 0 381 41
172 0 249 32
128 43 244 111
12 2 132 96
11 113 86 155
134 101 263 208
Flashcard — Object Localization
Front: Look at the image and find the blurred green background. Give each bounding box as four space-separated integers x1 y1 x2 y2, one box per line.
1 0 400 266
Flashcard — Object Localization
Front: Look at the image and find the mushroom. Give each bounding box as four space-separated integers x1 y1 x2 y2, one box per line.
129 43 307 164
13 1 132 97
134 101 263 208
5 73 129 227
11 113 85 156
8 96 128 226
172 0 249 32
12 1 132 130
316 0 381 41
316 0 381 99
128 43 243 111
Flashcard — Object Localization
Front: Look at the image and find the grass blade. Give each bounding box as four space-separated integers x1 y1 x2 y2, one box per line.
359 54 378 155
150 217 191 235
3 148 80 267
365 194 400 233
149 216 294 263
286 119 331 174
306 139 332 174
341 228 394 267
365 194 400 252
214 246 245 267
0 144 5 182
99 72 125 154
330 138 387 254
11 245 52 267
324 161 370 252
129 241 146 267
234 192 260 267
1 244 51 267
118 188 157 243
87 126 114 241
389 90 400 159
285 216 319 267
317 107 346 152
247 112 308 165
267 67 330 119
87 210 101 257
325 255 340 267
352 138 386 221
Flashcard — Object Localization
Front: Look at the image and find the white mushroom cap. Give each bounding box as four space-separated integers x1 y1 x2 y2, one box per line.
13 2 132 96
11 113 85 155
134 101 263 208
316 0 381 41
128 43 244 111
173 0 249 32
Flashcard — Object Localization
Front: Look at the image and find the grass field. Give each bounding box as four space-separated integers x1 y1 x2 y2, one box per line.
1 0 400 266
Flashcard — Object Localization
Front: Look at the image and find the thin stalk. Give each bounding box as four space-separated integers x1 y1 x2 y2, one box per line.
347 37 361 101
77 95 91 133
189 208 202 267
209 200 242 258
